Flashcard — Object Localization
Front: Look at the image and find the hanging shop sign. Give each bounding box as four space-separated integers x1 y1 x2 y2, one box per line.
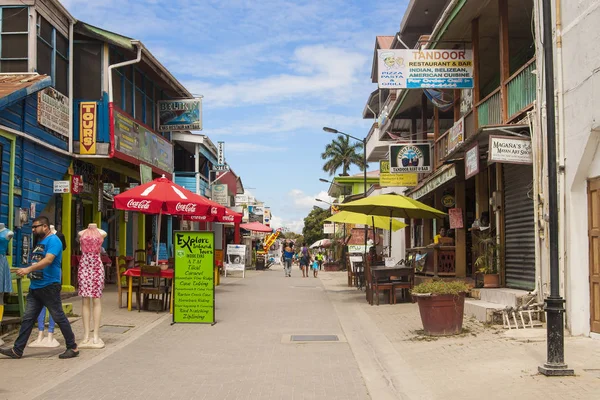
263 208 271 226
173 231 215 324
235 194 249 205
465 141 480 180
79 102 97 155
379 160 418 187
441 194 455 208
113 109 174 173
323 222 335 234
37 87 69 138
211 184 228 206
157 98 203 132
389 143 432 173
447 117 465 153
410 164 457 200
488 135 533 165
377 49 474 89
140 164 153 185
71 175 83 195
53 180 71 194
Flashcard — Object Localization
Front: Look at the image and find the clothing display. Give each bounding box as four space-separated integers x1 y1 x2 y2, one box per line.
78 233 105 298
0 228 13 293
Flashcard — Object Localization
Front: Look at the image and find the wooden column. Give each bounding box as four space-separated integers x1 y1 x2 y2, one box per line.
499 0 510 123
453 90 461 122
61 189 74 292
454 180 467 277
475 168 489 220
433 107 440 170
421 93 428 142
472 17 480 129
423 199 433 245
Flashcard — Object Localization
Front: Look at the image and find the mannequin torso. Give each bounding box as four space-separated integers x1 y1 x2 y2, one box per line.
0 223 14 295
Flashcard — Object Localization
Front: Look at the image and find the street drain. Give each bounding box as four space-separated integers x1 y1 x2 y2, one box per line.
100 325 134 334
291 335 339 342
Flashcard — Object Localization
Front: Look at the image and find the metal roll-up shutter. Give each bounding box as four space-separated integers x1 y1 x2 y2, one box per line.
503 164 535 290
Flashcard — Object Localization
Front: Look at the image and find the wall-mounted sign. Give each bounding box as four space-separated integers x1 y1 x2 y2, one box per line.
447 117 464 153
410 165 456 200
389 143 432 173
449 208 464 229
140 164 153 184
263 208 271 225
379 160 418 187
211 184 228 206
173 231 215 324
441 194 455 208
53 180 71 194
323 222 335 234
465 141 480 179
235 194 249 205
157 98 202 132
37 87 69 138
488 135 533 165
113 109 174 173
377 49 474 89
79 102 97 155
217 141 224 165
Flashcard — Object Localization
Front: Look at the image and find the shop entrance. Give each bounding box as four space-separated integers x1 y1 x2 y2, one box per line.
587 176 600 334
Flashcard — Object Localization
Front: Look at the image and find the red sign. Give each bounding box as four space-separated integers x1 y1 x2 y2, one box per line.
449 208 464 229
71 175 84 195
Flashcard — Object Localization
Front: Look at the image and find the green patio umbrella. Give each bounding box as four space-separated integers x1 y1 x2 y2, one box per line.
325 211 407 231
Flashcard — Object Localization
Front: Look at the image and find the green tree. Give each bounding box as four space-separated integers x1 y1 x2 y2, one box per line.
321 135 365 176
302 206 331 247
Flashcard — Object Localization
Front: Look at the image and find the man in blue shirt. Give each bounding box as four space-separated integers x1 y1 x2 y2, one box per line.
0 217 78 359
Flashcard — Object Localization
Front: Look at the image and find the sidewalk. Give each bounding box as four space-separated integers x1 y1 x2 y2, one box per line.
320 271 600 400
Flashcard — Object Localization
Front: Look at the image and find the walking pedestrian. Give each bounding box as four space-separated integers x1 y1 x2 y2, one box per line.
312 259 319 278
316 250 324 271
282 241 295 277
299 243 311 278
0 217 78 359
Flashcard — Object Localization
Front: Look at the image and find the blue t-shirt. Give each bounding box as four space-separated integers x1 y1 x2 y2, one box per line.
29 234 63 289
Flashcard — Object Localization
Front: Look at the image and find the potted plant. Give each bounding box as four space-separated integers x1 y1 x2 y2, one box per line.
472 230 501 288
411 280 470 336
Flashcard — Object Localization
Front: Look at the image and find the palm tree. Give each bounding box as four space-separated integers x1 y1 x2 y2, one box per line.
321 135 365 176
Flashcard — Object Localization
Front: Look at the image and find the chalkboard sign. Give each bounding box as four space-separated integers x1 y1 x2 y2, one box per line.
173 231 215 324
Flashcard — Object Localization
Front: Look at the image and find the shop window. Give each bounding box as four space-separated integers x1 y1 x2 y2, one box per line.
73 42 102 100
0 6 29 73
36 15 69 95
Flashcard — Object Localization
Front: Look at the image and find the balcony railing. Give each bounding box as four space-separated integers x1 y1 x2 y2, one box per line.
476 88 502 127
506 57 536 121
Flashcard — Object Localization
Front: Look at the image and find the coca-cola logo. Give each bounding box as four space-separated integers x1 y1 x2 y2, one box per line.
189 215 207 221
175 203 197 213
210 207 218 215
127 199 151 210
221 215 235 222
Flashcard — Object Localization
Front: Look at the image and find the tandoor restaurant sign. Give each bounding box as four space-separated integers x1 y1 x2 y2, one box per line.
389 144 432 173
157 98 202 132
113 109 174 173
488 135 533 165
377 49 474 89
37 87 69 138
379 160 418 187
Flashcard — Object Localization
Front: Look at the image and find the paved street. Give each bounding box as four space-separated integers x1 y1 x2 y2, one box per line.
1 266 600 399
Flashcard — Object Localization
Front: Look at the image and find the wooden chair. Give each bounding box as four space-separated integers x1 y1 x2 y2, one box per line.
116 257 129 308
368 257 394 306
391 266 415 303
136 265 167 312
346 253 354 287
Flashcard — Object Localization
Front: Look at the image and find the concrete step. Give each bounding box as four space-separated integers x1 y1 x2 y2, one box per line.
464 298 505 324
477 288 533 307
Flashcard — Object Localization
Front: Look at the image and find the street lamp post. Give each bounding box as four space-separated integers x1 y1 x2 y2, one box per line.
316 198 337 258
322 127 368 256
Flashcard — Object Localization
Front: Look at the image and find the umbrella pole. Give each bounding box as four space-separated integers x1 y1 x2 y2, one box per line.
156 210 162 265
371 216 376 257
389 210 392 257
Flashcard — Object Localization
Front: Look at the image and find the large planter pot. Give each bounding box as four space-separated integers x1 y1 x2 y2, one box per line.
483 273 500 288
414 293 466 336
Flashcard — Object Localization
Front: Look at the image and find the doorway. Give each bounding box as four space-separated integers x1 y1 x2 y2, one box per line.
587 177 600 333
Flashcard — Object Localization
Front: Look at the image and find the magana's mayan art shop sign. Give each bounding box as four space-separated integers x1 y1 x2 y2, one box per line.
488 135 532 165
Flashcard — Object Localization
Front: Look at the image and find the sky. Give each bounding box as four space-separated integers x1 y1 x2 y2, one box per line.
62 0 408 233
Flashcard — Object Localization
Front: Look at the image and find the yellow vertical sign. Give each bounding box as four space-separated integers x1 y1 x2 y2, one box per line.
79 102 97 155
379 160 418 187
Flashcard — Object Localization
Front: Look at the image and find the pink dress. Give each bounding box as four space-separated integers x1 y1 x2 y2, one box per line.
78 235 105 298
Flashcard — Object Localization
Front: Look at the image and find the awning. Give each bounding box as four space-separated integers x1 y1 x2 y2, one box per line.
406 164 457 200
0 74 52 111
74 21 135 51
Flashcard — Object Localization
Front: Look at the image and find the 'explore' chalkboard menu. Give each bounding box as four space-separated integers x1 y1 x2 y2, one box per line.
173 231 215 324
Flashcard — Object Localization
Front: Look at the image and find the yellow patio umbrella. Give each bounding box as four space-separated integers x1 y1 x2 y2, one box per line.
338 193 446 256
325 211 407 231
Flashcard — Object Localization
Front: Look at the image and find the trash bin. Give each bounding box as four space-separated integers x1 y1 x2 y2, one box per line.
256 254 266 270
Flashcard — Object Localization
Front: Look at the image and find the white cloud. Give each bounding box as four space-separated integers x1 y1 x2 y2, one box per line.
225 143 287 153
269 215 304 234
289 189 333 209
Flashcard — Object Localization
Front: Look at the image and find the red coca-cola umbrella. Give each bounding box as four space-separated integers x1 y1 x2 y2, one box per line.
240 221 273 233
113 176 226 263
185 208 243 224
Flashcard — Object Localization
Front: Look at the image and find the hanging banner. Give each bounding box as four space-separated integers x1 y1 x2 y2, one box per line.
173 231 215 324
447 117 464 153
379 160 418 186
465 141 480 179
488 135 533 165
211 184 228 205
377 49 474 89
157 98 203 132
79 102 97 155
389 143 432 173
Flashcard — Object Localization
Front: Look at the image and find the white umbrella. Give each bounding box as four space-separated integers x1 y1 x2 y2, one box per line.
310 239 331 249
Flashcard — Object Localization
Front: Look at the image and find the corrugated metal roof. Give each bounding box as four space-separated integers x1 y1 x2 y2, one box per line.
0 74 52 110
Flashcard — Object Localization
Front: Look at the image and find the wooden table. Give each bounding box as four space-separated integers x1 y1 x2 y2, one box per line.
122 268 174 313
370 266 414 304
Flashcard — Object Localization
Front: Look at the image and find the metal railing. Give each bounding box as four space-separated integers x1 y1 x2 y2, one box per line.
506 58 536 121
476 88 502 127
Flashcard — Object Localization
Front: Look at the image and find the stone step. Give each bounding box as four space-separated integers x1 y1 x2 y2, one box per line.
475 288 534 308
464 298 505 324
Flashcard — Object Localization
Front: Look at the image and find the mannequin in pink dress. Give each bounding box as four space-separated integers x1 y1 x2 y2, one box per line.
78 223 107 349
